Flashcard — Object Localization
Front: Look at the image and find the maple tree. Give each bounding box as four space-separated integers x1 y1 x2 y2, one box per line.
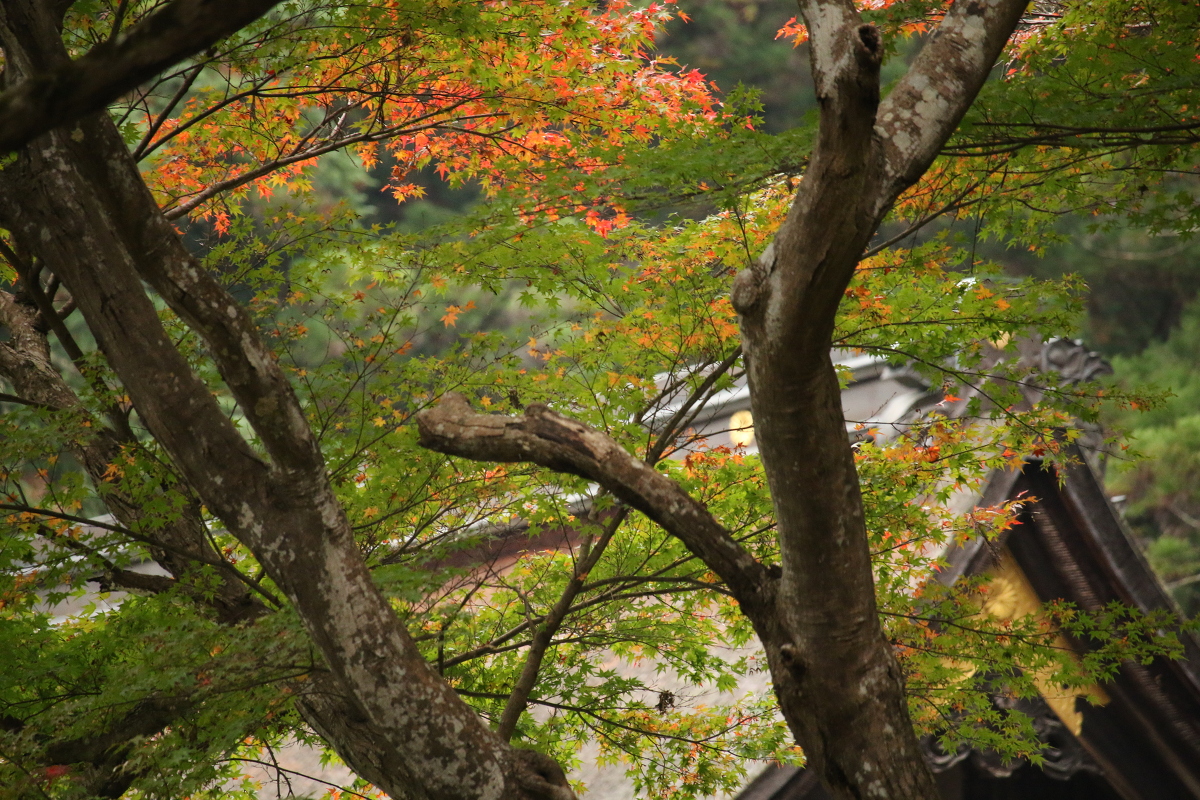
0 1 1196 800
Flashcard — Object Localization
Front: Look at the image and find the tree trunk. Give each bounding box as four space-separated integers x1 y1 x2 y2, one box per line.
731 1 1031 797
419 1 1032 798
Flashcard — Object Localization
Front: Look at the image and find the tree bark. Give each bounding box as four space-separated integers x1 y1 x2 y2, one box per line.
416 393 930 798
0 294 418 795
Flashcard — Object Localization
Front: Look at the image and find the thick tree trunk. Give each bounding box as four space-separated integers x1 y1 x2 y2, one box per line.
732 1 1029 796
0 0 282 152
417 393 935 799
0 117 505 800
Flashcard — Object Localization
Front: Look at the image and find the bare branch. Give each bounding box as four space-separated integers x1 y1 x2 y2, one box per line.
496 507 626 740
38 521 180 595
131 61 205 161
416 393 775 617
644 346 742 464
0 502 282 609
0 391 51 408
862 180 985 259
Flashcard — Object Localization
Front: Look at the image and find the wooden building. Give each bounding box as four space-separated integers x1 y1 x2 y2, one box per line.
709 342 1200 800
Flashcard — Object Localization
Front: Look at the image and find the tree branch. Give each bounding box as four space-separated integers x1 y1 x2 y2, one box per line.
0 96 539 797
416 393 775 619
0 0 283 152
1 241 135 439
24 695 197 798
876 0 1030 201
0 502 282 609
0 391 51 408
720 4 1033 799
41 524 179 596
496 507 626 740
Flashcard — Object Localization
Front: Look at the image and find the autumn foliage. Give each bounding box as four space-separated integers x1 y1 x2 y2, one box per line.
1 1 1197 798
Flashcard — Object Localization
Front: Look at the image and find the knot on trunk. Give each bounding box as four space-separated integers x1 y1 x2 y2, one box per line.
732 241 775 316
855 24 882 66
509 749 576 800
778 642 808 680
